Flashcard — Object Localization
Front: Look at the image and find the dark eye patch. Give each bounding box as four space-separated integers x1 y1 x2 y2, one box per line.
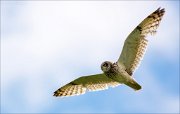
103 63 108 67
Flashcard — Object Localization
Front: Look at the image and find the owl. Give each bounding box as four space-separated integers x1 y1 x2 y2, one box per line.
54 8 165 97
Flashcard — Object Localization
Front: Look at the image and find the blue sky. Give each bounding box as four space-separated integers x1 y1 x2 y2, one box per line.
1 1 179 113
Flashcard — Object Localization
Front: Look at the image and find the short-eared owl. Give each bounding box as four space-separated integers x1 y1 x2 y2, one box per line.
54 8 165 97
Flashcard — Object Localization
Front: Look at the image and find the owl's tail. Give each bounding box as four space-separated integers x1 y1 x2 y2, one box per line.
124 78 141 91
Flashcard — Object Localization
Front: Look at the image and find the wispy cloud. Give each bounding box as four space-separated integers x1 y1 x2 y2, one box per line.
1 1 179 113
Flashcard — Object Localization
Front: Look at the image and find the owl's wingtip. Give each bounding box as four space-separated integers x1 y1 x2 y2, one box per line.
53 91 60 97
157 7 165 13
53 93 57 97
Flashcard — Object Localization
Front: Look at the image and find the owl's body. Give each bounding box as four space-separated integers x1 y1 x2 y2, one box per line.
101 61 141 90
54 8 165 97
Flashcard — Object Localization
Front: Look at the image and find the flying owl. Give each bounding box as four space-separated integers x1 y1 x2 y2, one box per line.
54 8 165 97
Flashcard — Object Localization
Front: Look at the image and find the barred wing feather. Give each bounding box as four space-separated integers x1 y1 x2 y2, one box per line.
118 8 165 75
54 73 120 97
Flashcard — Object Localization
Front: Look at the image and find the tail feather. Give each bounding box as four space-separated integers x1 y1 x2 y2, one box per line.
124 78 141 91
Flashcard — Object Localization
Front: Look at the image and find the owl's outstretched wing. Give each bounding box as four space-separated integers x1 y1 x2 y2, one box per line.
118 8 165 75
54 73 120 97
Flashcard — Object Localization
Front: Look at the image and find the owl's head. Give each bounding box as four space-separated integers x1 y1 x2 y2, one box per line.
101 61 113 72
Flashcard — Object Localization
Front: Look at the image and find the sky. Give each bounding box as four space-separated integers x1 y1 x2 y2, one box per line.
1 1 179 113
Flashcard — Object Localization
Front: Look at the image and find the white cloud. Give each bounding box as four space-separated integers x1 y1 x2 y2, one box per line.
1 1 179 113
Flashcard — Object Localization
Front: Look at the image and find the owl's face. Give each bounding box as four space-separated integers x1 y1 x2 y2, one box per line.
101 61 113 72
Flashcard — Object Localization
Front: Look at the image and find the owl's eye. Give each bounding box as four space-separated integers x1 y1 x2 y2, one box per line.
103 63 108 67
